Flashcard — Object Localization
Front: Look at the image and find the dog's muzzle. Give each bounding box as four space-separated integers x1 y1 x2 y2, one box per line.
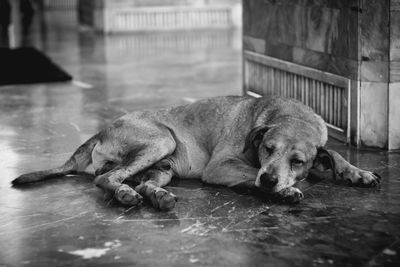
255 168 280 191
259 173 278 188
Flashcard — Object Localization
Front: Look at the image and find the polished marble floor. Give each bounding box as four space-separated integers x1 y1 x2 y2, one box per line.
0 10 400 267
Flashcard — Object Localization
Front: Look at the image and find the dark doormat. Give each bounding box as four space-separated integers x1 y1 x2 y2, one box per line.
0 47 72 86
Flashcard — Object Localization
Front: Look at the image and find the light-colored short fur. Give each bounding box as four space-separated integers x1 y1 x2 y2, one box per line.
12 96 380 209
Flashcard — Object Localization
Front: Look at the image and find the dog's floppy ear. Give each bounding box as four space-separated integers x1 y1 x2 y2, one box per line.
312 147 336 180
243 125 269 153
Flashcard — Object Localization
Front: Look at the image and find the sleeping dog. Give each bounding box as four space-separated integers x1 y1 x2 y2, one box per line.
12 96 381 210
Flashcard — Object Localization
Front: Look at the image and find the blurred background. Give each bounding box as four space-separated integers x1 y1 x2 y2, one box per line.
0 0 243 108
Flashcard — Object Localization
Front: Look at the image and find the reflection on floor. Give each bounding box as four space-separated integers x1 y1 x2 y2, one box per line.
0 10 400 267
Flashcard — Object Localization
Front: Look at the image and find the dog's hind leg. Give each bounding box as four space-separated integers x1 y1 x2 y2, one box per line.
94 139 176 206
135 158 177 211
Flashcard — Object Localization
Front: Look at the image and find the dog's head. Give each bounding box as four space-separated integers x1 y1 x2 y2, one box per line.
243 118 334 193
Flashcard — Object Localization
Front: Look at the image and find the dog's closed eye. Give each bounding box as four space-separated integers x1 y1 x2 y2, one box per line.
291 158 304 166
265 144 275 154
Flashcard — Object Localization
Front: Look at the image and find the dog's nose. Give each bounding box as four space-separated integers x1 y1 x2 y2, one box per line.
259 173 278 188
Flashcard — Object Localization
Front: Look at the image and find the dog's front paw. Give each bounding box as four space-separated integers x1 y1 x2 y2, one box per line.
276 187 304 204
151 188 178 211
135 184 178 211
341 168 381 187
115 184 143 206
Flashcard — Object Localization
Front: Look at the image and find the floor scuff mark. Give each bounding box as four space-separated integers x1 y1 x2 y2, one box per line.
61 240 121 260
382 248 397 256
180 220 217 236
0 212 89 235
67 248 110 259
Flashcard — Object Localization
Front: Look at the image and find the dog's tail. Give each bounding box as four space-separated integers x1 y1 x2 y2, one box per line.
11 135 99 185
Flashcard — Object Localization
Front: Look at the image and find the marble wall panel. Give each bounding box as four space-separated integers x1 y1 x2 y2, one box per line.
244 0 390 60
389 82 400 150
390 7 400 84
391 62 400 82
243 0 360 78
390 11 400 61
392 0 400 9
243 37 360 80
360 61 389 82
264 42 295 63
359 82 388 148
243 0 399 148
243 1 274 40
389 3 400 149
359 0 389 61
304 6 340 54
291 47 358 79
243 36 266 55
243 0 359 58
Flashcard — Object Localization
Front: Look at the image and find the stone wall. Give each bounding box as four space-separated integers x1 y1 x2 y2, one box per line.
243 0 400 150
